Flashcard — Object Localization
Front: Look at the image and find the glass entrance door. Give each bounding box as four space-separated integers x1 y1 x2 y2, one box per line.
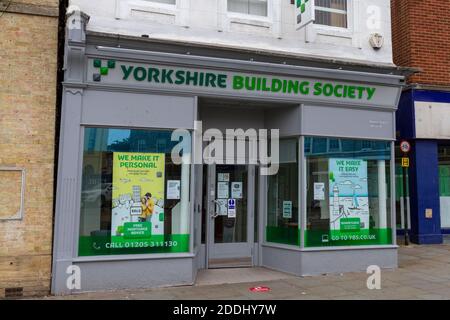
206 164 255 268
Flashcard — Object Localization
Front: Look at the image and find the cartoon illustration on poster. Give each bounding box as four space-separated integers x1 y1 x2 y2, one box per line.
329 159 370 239
111 152 165 245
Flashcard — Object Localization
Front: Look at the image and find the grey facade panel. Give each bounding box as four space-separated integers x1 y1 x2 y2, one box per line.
301 105 396 140
299 248 398 276
199 105 265 132
81 90 196 129
261 245 302 276
74 258 195 293
264 106 301 137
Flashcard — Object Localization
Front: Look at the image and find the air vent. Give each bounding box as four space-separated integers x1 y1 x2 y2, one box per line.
5 287 23 298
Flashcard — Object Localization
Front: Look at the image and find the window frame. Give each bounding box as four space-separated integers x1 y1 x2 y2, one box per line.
0 167 25 221
311 0 355 44
314 0 349 29
226 0 270 19
302 136 396 249
115 0 189 27
220 0 279 35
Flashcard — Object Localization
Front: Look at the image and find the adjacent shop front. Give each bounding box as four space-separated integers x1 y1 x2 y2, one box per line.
52 17 404 294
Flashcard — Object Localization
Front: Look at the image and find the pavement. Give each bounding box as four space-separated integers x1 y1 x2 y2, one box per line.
39 242 450 300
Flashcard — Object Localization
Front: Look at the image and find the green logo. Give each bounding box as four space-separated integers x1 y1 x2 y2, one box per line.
93 59 116 81
297 0 309 14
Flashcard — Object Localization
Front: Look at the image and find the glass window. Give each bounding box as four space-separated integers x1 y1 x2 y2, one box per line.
305 137 392 247
266 139 299 246
314 0 348 28
79 127 191 256
228 0 268 17
438 145 450 228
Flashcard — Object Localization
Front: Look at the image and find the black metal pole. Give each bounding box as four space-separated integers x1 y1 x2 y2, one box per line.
402 157 410 246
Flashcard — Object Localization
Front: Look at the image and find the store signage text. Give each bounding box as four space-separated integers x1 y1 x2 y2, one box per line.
120 64 377 101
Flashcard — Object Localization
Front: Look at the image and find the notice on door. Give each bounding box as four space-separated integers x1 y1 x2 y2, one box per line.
227 199 236 218
218 173 230 182
231 182 243 199
216 199 228 216
217 182 229 199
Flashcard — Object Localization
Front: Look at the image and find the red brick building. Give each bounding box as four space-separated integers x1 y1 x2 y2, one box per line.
391 0 450 244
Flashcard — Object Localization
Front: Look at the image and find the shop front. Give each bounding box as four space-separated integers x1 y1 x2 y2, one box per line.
52 20 404 294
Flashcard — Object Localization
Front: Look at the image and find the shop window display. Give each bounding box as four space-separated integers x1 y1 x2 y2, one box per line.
305 137 392 247
266 139 299 246
79 127 190 256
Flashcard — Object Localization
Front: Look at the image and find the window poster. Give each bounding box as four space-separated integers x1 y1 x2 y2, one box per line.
328 158 370 239
111 152 166 247
313 182 325 201
282 201 293 219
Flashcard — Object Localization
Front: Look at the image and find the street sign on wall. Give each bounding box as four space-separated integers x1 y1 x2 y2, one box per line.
400 140 411 154
296 0 315 30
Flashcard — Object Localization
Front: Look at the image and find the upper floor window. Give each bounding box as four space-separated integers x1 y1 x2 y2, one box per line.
315 0 348 28
144 0 176 4
228 0 268 17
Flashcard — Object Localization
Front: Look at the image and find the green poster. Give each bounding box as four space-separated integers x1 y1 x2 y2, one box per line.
329 158 369 237
111 152 166 244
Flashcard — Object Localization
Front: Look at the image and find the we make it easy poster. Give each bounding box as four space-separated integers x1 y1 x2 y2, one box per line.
111 152 165 246
329 158 370 238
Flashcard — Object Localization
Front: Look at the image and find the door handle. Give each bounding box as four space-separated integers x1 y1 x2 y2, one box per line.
211 199 222 219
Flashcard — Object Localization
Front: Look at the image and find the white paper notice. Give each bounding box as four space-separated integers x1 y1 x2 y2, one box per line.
282 201 292 219
314 183 325 201
217 182 229 199
218 173 230 182
167 180 181 199
216 199 228 216
231 182 243 199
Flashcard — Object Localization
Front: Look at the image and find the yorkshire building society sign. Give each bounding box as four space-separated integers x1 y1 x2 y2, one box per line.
87 58 400 108
296 0 315 30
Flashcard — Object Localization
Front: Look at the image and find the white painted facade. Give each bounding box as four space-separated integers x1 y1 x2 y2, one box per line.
69 0 394 66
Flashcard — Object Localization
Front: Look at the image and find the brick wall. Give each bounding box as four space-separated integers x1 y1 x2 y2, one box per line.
0 0 59 298
391 0 450 87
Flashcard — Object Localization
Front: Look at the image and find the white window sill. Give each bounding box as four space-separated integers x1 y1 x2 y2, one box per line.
226 12 272 28
313 24 353 39
130 3 177 15
117 0 178 20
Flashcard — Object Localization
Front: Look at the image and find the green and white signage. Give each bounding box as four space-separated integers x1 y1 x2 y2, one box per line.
87 59 399 108
296 0 315 30
329 159 370 238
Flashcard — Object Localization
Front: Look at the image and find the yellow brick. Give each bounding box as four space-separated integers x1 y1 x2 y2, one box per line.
0 7 58 298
